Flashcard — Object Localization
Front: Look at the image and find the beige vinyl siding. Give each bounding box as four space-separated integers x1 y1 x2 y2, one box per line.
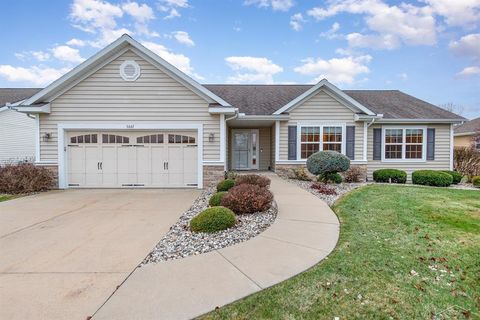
0 109 35 164
367 124 452 180
259 127 271 170
278 90 361 160
39 48 220 163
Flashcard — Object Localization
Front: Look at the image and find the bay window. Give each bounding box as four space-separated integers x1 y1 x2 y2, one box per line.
300 125 344 159
383 127 426 161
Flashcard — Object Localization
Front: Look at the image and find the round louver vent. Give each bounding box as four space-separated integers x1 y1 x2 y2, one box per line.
120 60 141 81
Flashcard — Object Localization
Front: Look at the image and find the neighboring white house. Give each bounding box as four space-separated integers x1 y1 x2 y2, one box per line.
0 88 42 164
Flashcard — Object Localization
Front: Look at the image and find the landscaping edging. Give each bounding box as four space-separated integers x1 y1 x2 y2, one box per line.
287 179 368 206
144 187 277 263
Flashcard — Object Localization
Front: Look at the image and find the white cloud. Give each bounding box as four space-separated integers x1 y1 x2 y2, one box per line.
157 0 189 19
225 56 283 84
319 22 341 39
457 66 480 77
141 41 203 79
66 38 87 47
0 65 71 86
51 45 85 63
70 0 123 33
294 55 372 85
122 2 158 36
15 51 51 62
424 0 480 29
290 13 305 31
245 0 294 11
346 33 400 49
308 0 437 48
122 2 154 22
172 31 195 46
449 33 480 60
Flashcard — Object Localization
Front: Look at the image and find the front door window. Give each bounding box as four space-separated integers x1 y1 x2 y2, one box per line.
232 130 259 170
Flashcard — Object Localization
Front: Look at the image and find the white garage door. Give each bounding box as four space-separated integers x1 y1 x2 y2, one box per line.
67 131 198 188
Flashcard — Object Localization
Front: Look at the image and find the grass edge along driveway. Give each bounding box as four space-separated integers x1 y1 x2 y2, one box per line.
201 185 480 319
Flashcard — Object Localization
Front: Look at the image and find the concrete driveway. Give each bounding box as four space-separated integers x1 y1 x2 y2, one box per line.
0 188 200 320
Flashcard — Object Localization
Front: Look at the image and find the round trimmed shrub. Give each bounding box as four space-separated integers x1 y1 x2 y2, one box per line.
221 184 273 214
441 170 463 184
190 206 236 233
209 191 227 206
318 172 342 184
373 169 407 184
235 174 271 188
216 179 235 192
306 151 350 176
472 176 480 188
412 170 453 187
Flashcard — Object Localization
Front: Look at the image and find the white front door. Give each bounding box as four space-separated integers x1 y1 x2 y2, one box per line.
231 129 259 170
66 131 197 188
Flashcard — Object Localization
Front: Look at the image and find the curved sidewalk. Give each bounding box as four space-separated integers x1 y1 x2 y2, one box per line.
93 174 340 320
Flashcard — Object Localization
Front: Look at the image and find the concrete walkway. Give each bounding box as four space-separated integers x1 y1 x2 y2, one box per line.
93 175 340 320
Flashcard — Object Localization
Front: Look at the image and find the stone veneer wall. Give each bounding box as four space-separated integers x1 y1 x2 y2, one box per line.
275 163 368 181
203 165 225 187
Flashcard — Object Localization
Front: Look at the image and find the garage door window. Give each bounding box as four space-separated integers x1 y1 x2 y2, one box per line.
168 134 195 144
102 134 129 144
137 134 164 144
71 134 98 144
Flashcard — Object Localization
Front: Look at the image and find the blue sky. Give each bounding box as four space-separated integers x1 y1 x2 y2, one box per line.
0 0 479 118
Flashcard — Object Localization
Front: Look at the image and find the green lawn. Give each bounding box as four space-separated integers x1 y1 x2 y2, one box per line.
202 185 480 319
0 194 17 202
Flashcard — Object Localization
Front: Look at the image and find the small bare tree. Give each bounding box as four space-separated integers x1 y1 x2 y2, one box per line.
439 102 464 116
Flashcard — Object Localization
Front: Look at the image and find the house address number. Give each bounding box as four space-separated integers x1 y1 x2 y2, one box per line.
126 124 134 129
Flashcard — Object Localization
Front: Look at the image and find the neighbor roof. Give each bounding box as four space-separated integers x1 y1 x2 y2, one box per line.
0 88 42 106
454 117 480 135
205 85 464 120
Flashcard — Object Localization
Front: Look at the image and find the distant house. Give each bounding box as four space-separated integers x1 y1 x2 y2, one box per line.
0 88 42 164
454 117 480 150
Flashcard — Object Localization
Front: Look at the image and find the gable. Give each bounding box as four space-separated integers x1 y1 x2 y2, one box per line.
54 48 207 104
289 89 356 121
24 35 229 107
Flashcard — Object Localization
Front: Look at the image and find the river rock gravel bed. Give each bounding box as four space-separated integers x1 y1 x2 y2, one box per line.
143 187 277 264
288 179 368 206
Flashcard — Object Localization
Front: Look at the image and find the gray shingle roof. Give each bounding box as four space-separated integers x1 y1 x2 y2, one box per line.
204 84 464 120
0 88 42 106
0 86 465 121
454 117 480 134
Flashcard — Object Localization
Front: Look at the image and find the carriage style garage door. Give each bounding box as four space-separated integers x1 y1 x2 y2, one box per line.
67 131 198 188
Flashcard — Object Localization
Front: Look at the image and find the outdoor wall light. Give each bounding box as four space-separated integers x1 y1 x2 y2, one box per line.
209 133 215 142
42 133 51 142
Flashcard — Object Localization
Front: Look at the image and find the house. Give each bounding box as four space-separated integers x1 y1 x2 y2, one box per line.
12 34 465 189
0 88 42 164
454 117 480 150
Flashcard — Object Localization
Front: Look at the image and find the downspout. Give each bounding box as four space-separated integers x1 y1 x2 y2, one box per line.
225 109 239 121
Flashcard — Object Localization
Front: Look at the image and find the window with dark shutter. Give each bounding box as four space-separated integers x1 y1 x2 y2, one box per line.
346 126 355 160
288 126 297 160
373 128 382 160
427 128 435 160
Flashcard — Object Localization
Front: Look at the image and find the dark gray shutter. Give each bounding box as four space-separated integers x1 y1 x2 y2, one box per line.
427 128 435 160
373 128 382 160
288 126 297 160
346 126 355 160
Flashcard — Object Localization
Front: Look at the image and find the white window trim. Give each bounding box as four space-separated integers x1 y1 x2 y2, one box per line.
381 126 427 163
57 123 203 189
296 122 346 160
